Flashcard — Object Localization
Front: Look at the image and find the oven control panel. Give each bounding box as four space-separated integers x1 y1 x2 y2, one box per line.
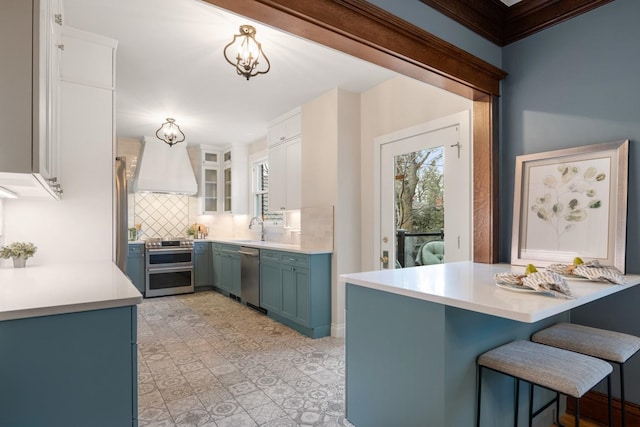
145 239 194 249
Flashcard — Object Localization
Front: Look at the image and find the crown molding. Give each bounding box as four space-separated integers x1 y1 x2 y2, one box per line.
420 0 613 46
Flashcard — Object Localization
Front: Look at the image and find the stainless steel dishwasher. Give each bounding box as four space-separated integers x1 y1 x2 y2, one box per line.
239 246 261 310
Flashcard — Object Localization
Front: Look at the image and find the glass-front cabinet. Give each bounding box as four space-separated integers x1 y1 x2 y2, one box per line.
223 166 232 213
203 166 219 213
188 144 247 215
188 144 221 214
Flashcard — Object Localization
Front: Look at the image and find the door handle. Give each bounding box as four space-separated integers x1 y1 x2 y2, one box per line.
380 250 389 269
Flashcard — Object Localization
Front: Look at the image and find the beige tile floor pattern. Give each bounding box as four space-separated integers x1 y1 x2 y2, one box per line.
137 291 354 427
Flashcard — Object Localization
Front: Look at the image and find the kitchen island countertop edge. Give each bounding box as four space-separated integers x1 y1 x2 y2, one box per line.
0 260 143 321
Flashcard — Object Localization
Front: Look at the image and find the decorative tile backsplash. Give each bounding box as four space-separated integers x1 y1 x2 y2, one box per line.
133 193 190 239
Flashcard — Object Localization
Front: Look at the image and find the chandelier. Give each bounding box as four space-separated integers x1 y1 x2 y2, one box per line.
223 25 270 80
155 118 185 147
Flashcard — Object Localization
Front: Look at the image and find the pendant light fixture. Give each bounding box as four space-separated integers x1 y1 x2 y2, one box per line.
155 118 185 147
223 25 270 80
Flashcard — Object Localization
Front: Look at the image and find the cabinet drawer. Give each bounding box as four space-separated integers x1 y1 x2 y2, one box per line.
280 252 309 268
220 244 240 253
127 244 144 257
194 242 209 254
260 250 282 263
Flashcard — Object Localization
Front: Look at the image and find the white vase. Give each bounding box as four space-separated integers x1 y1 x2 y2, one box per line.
12 257 26 268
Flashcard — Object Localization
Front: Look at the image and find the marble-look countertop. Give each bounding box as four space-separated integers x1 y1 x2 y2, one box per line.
340 261 640 323
202 239 332 255
0 261 142 321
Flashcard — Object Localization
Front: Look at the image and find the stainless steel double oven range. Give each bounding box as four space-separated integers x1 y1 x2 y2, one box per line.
144 238 194 297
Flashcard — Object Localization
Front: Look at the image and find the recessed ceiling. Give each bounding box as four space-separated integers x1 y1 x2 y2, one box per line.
63 0 398 146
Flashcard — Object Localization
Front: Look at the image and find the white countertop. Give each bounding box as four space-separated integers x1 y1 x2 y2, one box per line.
340 261 640 323
0 261 143 321
205 239 332 255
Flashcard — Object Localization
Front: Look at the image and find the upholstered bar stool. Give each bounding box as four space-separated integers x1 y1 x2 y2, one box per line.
532 322 640 427
477 340 612 427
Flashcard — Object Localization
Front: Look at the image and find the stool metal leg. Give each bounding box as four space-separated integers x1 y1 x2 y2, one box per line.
620 363 626 427
608 374 613 427
514 378 520 426
476 366 483 427
575 397 580 427
529 383 534 427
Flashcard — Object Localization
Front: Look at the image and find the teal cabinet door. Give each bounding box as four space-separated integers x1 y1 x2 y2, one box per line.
220 253 233 293
281 267 297 321
194 242 210 289
282 266 310 327
261 261 283 313
212 246 222 288
295 267 310 326
126 243 145 294
230 253 241 296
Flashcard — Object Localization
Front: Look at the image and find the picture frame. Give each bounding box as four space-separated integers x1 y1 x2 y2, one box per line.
511 140 629 272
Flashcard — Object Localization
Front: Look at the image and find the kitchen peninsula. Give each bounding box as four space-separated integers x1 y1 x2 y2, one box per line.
341 262 640 427
0 261 142 427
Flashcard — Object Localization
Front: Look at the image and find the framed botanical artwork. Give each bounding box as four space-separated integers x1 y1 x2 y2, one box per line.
511 140 629 272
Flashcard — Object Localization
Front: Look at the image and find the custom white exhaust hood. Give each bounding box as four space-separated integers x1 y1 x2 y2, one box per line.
133 136 197 195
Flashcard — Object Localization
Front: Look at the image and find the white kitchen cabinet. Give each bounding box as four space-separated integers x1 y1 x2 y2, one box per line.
222 145 248 214
188 145 221 214
268 107 301 147
268 107 302 211
60 27 116 90
269 137 301 211
188 144 247 215
0 0 64 199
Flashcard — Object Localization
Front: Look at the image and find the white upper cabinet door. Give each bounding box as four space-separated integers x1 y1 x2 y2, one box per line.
285 138 301 210
60 27 116 89
269 142 287 211
268 107 301 147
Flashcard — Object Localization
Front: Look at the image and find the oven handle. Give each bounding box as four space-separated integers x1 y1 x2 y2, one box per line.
147 265 193 273
147 247 193 253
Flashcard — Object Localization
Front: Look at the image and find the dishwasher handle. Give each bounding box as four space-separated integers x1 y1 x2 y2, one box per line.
238 247 260 257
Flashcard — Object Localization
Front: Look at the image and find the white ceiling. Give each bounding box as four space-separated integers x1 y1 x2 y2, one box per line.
63 0 398 146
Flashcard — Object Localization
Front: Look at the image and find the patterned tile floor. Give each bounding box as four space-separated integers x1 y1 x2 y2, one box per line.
137 291 353 427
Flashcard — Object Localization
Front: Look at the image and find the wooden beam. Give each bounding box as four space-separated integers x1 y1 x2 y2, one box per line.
203 0 506 96
473 96 500 263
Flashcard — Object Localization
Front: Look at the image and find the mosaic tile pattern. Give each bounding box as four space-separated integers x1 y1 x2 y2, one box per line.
138 292 352 427
134 193 190 239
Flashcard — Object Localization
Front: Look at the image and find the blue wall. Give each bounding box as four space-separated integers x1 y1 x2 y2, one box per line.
501 0 640 403
500 0 640 270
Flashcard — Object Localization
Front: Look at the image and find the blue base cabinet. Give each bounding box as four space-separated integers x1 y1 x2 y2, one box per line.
126 243 145 294
194 241 211 290
260 249 331 338
212 243 241 297
0 306 138 427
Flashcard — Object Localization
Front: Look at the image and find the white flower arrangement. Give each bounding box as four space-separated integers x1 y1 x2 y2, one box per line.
0 242 38 259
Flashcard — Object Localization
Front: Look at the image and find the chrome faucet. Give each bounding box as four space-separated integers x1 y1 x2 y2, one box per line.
249 216 265 241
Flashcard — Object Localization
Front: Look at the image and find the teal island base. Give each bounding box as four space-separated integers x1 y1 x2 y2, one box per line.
345 283 568 427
